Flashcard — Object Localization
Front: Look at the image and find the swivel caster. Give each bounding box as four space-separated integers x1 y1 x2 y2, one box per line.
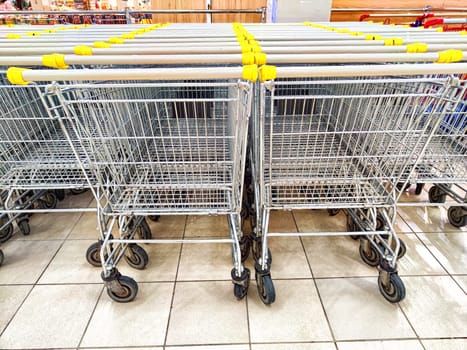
102 269 138 303
378 271 406 303
124 244 149 270
0 217 14 243
232 268 250 300
447 206 466 228
86 241 103 267
255 263 275 305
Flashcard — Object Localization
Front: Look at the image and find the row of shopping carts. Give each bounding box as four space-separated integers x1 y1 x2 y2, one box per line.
0 21 465 305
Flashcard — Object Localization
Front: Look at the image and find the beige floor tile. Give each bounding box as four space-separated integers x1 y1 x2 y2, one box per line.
453 275 467 293
118 243 181 282
394 214 415 233
263 236 312 279
268 210 298 232
337 340 423 350
38 240 102 284
184 215 230 237
398 185 429 203
169 346 249 350
0 284 102 349
0 240 62 284
302 236 377 278
67 212 99 240
166 281 248 345
421 339 467 350
248 279 332 343
398 206 466 233
293 209 347 232
252 343 336 350
316 278 415 340
400 276 467 338
81 282 173 347
0 285 32 333
178 243 234 281
397 233 446 276
417 232 466 274
148 215 186 239
82 348 162 350
12 211 81 241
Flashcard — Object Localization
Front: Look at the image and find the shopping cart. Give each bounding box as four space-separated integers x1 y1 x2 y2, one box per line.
398 80 466 227
13 66 255 302
249 64 463 304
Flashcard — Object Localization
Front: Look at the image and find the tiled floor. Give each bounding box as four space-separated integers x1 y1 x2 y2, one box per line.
0 191 466 350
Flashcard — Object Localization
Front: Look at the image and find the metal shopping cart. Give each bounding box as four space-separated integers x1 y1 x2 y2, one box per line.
249 64 464 304
398 79 466 227
12 66 255 301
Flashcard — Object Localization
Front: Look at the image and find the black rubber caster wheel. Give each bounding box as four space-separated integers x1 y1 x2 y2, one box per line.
148 215 160 222
106 275 138 303
0 217 14 243
124 244 149 270
240 235 251 262
375 212 385 231
378 272 406 303
232 268 250 300
255 272 275 305
347 214 360 240
414 183 424 195
54 189 66 201
428 186 447 204
136 219 152 240
396 239 407 259
327 208 340 216
86 241 102 267
359 241 381 267
38 191 58 209
18 219 31 236
447 207 467 228
70 188 87 195
0 249 4 266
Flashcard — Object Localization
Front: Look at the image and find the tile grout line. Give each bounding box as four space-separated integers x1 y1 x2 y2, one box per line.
291 210 339 348
76 285 105 349
162 215 188 349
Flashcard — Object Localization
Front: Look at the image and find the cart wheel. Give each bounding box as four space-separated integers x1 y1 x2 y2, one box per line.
414 183 424 195
136 218 152 240
428 186 447 204
124 244 149 270
240 235 251 262
0 249 4 266
376 212 385 231
255 273 275 305
396 239 407 259
106 275 138 303
327 208 340 216
447 207 467 228
0 218 14 243
148 215 160 222
54 189 66 201
38 191 58 209
18 219 31 236
233 268 250 300
70 188 87 195
85 241 102 267
378 272 406 303
359 241 381 267
347 214 360 240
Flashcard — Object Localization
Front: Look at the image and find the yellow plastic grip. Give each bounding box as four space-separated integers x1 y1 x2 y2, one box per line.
460 30 467 35
121 33 135 39
242 52 255 65
406 43 428 53
436 49 463 63
350 31 364 36
108 37 124 44
71 25 81 29
6 33 21 39
384 37 404 46
255 52 267 65
42 54 69 69
74 46 93 55
7 67 29 85
242 64 258 82
57 27 68 30
365 34 383 41
436 27 443 32
259 65 277 82
94 41 111 48
26 32 41 37
43 29 56 33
